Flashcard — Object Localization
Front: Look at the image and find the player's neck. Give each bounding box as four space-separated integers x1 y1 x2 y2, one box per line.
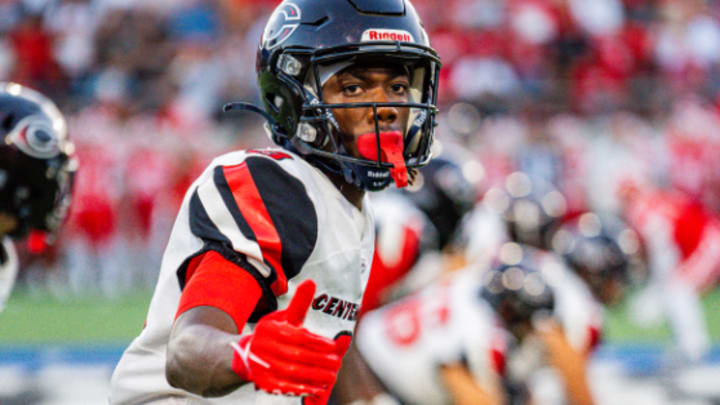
325 171 365 210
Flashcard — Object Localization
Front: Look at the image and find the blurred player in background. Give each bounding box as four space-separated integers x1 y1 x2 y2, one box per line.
621 182 720 362
549 212 643 308
403 156 478 254
463 173 641 341
493 243 600 405
109 0 441 403
0 81 77 312
459 173 650 403
361 156 477 316
334 249 563 405
461 171 568 270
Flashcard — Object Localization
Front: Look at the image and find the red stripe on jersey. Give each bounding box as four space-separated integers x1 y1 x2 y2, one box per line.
176 250 262 332
489 331 507 376
587 325 602 352
223 163 287 296
361 225 421 316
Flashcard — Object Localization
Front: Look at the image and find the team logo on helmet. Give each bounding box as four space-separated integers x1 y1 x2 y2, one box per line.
262 2 302 50
7 115 61 159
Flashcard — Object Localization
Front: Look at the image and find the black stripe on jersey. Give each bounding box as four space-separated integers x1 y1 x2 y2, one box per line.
0 242 7 265
188 189 232 247
244 157 318 281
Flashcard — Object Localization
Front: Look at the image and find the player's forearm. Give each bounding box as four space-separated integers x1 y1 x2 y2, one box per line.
557 365 595 405
537 325 595 405
166 252 262 396
440 364 504 405
166 322 245 397
548 348 595 405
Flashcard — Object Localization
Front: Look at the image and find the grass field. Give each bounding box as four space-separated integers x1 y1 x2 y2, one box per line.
604 288 720 343
0 287 718 344
0 289 153 344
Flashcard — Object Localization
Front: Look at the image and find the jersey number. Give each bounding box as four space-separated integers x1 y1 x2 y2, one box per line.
384 286 450 346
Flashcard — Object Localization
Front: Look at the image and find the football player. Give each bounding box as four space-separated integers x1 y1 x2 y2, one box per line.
360 156 476 316
549 212 643 307
402 156 477 253
109 0 441 404
461 183 604 404
0 82 77 313
335 252 556 405
492 243 600 405
621 183 720 362
461 171 568 270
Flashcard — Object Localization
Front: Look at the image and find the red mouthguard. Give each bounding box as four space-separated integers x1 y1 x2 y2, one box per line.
357 131 408 188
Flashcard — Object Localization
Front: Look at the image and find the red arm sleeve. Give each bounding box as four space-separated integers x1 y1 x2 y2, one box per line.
175 250 263 332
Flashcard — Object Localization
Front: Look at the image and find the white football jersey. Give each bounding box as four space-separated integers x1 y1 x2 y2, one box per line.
0 237 18 313
533 249 604 353
460 204 508 270
110 148 375 404
355 268 506 405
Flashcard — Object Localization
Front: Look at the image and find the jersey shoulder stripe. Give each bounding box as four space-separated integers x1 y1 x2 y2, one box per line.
188 191 232 250
194 168 265 265
224 156 318 296
221 160 286 295
187 154 318 297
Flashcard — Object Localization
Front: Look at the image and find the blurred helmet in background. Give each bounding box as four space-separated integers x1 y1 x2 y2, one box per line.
255 0 441 191
480 244 555 340
483 171 567 249
549 212 643 305
403 156 476 250
0 82 77 241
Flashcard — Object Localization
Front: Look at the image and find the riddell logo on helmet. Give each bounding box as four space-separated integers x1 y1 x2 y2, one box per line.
362 29 414 43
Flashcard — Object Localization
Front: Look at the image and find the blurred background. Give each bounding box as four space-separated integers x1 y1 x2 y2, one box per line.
0 0 719 403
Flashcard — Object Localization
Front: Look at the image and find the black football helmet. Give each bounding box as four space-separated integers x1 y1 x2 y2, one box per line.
549 212 641 305
243 0 440 191
482 172 567 249
0 82 77 240
403 156 476 249
479 243 555 339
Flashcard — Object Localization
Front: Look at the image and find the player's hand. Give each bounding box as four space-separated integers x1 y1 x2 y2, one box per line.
305 333 351 405
534 318 596 405
230 279 345 397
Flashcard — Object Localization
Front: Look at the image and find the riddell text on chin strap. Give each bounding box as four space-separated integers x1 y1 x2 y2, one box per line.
357 131 409 188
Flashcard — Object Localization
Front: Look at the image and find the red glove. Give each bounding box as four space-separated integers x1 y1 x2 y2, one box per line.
231 280 347 399
305 333 351 405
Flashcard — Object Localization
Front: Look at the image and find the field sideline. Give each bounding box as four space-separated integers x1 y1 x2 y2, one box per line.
0 289 719 404
0 288 719 344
